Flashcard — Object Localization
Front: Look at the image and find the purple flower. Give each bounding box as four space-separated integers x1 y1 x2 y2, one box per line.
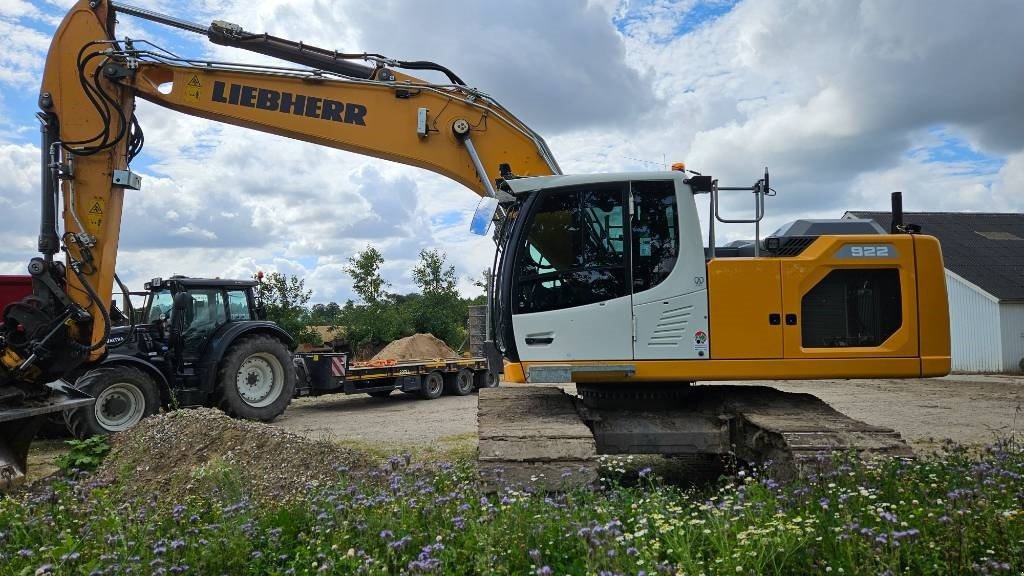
638 467 652 478
529 549 542 562
537 567 553 576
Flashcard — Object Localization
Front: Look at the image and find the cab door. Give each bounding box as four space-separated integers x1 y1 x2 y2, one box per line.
631 179 710 360
511 183 633 361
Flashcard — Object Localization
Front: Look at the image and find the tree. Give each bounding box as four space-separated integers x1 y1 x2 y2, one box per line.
253 272 318 346
412 249 458 297
343 246 390 305
309 302 343 325
409 250 466 348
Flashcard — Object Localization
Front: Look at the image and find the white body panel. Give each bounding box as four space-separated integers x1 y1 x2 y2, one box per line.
633 290 709 360
513 294 633 361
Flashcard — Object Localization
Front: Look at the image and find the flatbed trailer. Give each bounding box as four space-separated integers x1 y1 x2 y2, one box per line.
293 352 495 399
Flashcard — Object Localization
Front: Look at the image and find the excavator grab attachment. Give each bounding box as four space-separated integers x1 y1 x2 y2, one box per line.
0 382 92 490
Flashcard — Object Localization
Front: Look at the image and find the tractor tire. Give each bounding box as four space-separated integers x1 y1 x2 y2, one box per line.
216 335 295 422
445 368 475 396
367 390 393 398
418 371 444 400
65 365 161 439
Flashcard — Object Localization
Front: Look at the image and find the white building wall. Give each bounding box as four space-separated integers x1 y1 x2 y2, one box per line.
945 270 1002 372
1000 302 1024 373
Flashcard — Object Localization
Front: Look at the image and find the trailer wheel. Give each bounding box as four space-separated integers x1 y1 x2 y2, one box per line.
474 370 499 389
367 390 393 398
418 371 444 400
217 335 295 421
445 368 475 396
65 365 160 439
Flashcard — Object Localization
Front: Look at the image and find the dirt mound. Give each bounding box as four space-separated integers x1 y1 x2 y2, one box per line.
372 333 457 361
93 408 371 502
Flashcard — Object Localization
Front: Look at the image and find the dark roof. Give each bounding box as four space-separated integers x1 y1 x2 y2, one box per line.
845 212 1024 301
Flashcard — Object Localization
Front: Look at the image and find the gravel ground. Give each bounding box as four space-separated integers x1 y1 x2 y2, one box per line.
274 374 1024 453
23 374 1023 485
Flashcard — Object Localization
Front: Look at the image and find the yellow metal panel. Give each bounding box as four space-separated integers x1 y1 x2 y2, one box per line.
914 236 951 374
707 259 783 359
780 235 919 359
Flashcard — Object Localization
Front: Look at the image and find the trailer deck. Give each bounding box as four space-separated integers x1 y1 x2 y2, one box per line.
293 352 492 398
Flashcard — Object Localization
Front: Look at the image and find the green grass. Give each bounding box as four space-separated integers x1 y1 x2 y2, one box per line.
3 441 1024 575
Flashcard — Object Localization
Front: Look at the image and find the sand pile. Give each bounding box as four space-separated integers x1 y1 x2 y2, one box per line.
93 408 371 502
372 333 457 361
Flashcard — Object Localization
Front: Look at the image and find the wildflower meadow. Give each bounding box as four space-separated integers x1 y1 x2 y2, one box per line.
2 441 1023 575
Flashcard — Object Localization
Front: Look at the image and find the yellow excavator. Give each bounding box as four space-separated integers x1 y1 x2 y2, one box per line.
0 0 950 489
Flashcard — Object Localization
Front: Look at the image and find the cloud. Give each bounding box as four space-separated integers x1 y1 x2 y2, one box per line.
1 0 1022 303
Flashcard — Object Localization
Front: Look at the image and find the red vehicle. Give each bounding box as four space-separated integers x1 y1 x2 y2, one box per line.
0 276 32 320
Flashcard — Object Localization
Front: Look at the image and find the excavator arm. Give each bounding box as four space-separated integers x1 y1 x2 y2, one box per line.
0 0 557 488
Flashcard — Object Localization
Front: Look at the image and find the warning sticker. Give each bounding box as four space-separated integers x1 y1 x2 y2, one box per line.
86 196 105 233
185 74 201 102
693 330 709 356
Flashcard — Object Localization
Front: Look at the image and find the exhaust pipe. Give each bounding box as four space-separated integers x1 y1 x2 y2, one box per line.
890 191 903 234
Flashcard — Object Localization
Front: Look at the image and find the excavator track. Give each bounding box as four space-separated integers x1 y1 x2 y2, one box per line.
478 384 913 490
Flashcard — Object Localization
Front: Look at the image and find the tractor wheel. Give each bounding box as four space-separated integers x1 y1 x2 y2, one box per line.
65 365 161 439
418 371 444 400
367 390 393 398
445 368 475 396
217 335 295 421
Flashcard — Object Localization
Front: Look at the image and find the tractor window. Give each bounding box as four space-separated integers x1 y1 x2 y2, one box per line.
145 290 173 323
515 183 628 314
227 290 252 321
631 180 679 293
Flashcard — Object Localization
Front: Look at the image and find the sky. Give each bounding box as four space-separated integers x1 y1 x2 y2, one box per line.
0 0 1022 304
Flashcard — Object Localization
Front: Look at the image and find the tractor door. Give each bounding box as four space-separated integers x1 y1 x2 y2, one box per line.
510 182 633 361
178 287 229 364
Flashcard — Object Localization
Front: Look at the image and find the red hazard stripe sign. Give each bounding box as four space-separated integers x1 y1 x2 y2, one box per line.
331 356 346 377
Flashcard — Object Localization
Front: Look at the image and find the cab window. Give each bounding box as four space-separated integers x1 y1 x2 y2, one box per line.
146 290 173 323
631 180 679 293
515 184 627 314
227 290 252 320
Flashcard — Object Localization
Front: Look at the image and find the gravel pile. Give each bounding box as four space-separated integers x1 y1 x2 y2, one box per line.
372 333 457 361
94 408 372 502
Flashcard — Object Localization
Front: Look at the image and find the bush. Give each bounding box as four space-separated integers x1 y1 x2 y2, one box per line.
54 436 110 473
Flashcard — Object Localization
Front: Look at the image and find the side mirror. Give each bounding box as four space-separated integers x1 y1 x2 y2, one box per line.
169 292 191 336
470 196 499 236
172 292 191 315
